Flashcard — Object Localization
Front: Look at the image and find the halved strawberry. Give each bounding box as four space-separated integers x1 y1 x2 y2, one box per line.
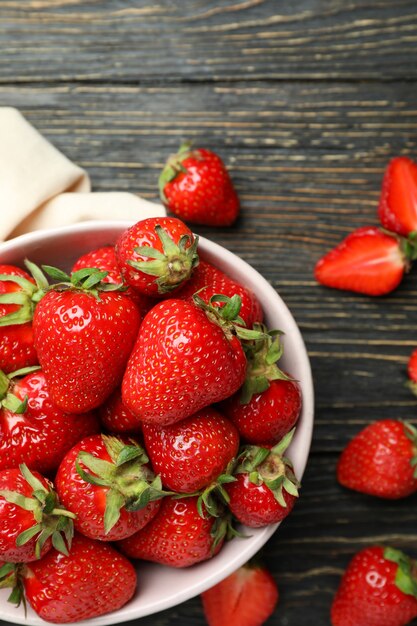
315 226 414 296
378 157 417 236
201 563 279 626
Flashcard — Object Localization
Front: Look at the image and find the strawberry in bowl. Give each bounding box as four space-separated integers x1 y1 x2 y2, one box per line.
0 220 313 625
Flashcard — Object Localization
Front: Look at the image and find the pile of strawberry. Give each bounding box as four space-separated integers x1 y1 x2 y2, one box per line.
0 215 302 623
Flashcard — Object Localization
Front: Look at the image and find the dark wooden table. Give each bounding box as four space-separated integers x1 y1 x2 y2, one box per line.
1 1 417 624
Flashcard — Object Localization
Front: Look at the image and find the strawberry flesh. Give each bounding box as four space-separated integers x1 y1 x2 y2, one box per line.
201 564 279 626
315 226 406 296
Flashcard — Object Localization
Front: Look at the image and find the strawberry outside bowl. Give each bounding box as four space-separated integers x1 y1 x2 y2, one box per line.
0 221 314 626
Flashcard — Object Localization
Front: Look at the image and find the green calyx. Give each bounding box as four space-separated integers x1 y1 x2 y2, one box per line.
235 428 300 508
192 293 268 343
0 366 41 414
41 265 126 299
240 323 292 404
192 459 238 520
0 464 75 559
379 228 417 270
400 231 417 266
0 260 124 327
0 563 26 610
0 260 49 327
210 511 247 554
406 380 417 398
75 435 168 534
158 141 194 203
384 547 417 598
128 224 199 294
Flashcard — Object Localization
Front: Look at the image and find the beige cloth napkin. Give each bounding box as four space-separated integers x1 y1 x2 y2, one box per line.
0 108 166 241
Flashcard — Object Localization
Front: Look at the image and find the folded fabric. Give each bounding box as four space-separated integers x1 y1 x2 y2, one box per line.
0 107 165 241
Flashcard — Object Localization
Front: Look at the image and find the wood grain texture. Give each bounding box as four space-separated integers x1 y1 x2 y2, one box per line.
1 0 417 82
1 82 417 452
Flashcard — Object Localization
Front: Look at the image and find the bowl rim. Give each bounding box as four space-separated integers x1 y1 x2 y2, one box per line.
0 220 314 625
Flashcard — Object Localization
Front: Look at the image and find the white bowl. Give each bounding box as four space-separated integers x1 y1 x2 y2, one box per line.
0 221 314 625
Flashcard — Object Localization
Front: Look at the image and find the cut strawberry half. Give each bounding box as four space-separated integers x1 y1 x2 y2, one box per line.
201 562 279 626
315 226 416 296
378 157 417 236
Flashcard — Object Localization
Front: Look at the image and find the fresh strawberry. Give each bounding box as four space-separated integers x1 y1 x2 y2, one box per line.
18 533 137 623
142 407 239 493
0 465 74 562
176 259 263 329
159 143 240 226
122 294 260 426
226 430 299 528
33 266 141 413
99 387 142 434
331 546 417 626
221 326 301 445
337 420 417 499
378 157 417 236
0 265 39 373
314 226 415 296
55 434 163 541
201 563 279 626
71 245 154 312
115 217 199 296
0 368 99 475
407 349 417 397
118 496 226 568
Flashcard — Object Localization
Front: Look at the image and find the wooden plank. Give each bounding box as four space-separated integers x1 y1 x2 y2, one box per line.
0 0 417 82
2 81 417 452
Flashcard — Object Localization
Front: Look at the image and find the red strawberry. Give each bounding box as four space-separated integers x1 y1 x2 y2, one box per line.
33 266 141 413
314 226 414 296
21 533 137 623
221 326 301 445
0 265 39 373
0 465 74 562
71 245 154 312
99 387 143 434
0 368 99 474
55 434 163 541
378 157 417 236
118 496 225 568
226 430 300 528
142 407 239 493
407 349 417 397
159 143 240 226
176 259 263 329
122 295 254 426
331 546 417 626
201 563 279 626
337 419 417 499
115 217 199 296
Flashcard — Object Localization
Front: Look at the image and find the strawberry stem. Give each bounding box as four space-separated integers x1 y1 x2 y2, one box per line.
0 464 74 559
384 547 417 598
128 224 199 294
75 436 168 534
